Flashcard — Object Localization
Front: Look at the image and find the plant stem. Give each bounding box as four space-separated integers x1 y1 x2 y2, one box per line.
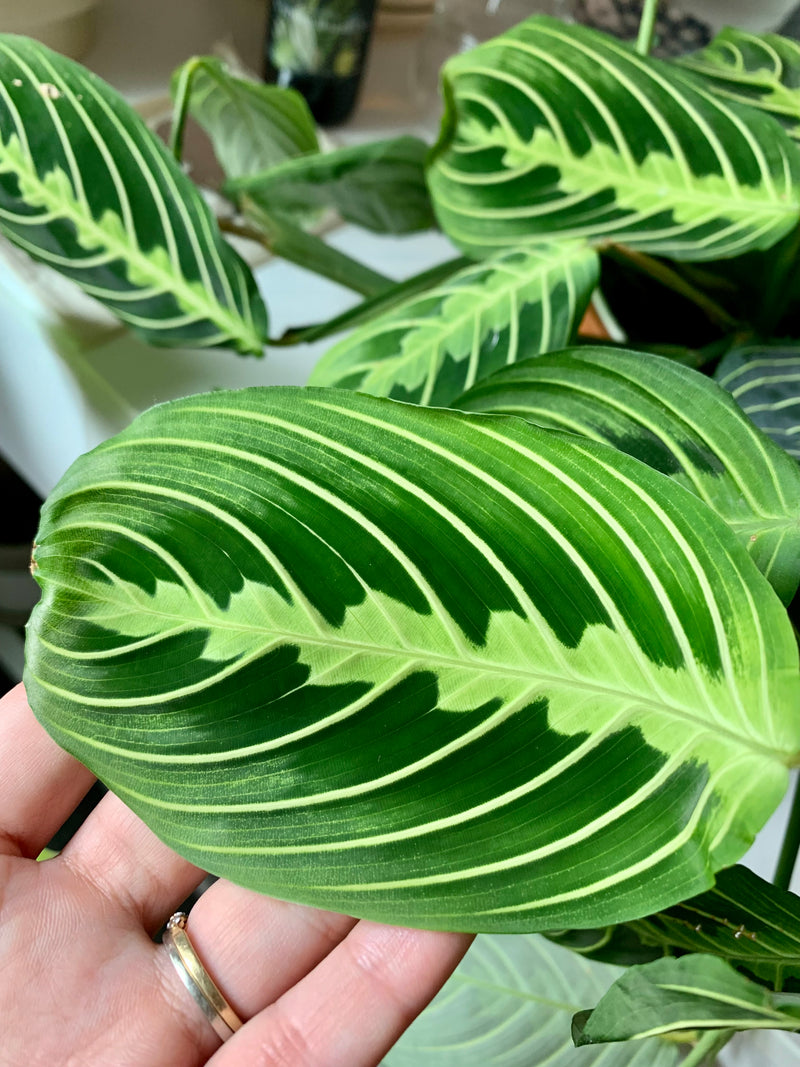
636 0 660 56
605 244 739 332
775 772 800 891
681 1029 735 1067
225 200 393 298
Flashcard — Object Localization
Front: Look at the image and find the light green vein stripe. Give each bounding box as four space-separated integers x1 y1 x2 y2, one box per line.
111 694 635 814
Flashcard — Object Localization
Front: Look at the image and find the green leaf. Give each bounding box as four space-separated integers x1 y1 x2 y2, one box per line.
385 934 682 1066
573 954 800 1044
552 865 800 991
427 16 800 262
227 136 436 235
25 388 800 931
715 346 800 462
0 35 268 353
680 29 800 144
170 55 319 180
455 346 800 604
630 866 800 993
308 242 599 406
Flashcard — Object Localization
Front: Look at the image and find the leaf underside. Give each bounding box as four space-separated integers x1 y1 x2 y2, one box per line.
386 934 681 1066
427 17 800 261
0 35 267 353
170 55 319 181
25 388 799 931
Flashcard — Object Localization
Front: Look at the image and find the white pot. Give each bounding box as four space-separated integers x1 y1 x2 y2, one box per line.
0 0 100 58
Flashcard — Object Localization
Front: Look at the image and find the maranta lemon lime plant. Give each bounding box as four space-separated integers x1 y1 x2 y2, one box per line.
6 0 800 1061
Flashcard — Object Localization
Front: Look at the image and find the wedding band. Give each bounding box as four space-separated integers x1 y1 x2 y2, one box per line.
162 911 243 1042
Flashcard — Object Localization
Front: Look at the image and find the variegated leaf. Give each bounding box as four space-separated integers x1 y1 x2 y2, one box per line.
385 934 681 1067
455 346 800 603
680 29 800 143
574 955 800 1045
0 35 267 353
715 346 800 462
25 388 800 931
170 55 319 180
549 865 800 991
427 17 800 261
308 242 599 405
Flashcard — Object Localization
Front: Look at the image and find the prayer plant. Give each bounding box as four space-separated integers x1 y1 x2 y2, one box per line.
5 0 800 1061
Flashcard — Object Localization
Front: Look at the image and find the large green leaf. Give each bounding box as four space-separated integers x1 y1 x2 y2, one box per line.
715 346 800 462
308 242 599 405
385 934 681 1066
550 866 800 991
227 136 436 235
573 954 800 1044
455 346 800 604
427 17 800 261
170 55 319 180
25 388 800 931
0 35 268 353
680 29 800 143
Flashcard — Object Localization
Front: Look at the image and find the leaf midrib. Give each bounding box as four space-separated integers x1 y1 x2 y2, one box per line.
40 579 791 763
0 137 257 348
450 110 799 219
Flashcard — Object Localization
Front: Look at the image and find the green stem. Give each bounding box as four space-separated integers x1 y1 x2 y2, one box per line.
272 256 470 345
681 1029 735 1067
775 773 800 891
636 0 660 56
227 200 393 298
605 244 739 332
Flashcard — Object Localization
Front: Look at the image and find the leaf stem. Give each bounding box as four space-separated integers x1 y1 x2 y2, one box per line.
681 1029 735 1067
224 201 393 298
636 0 660 56
605 244 739 332
775 772 800 891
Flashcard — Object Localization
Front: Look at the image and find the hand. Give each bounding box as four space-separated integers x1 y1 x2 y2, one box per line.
0 683 472 1066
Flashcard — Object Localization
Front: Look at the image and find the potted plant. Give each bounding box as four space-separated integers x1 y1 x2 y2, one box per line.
3 0 800 1061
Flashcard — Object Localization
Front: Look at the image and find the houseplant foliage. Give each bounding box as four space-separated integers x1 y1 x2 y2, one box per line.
5 0 800 1061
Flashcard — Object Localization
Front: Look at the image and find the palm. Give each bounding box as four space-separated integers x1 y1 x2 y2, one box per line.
0 684 471 1066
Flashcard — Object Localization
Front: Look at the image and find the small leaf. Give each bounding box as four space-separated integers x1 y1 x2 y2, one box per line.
573 954 800 1044
25 388 800 931
0 35 268 353
170 55 319 180
227 135 436 234
455 346 800 603
680 29 800 143
385 934 682 1066
308 242 599 406
428 17 800 261
715 345 800 462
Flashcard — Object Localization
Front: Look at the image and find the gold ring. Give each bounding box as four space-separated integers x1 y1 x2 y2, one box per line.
162 911 243 1042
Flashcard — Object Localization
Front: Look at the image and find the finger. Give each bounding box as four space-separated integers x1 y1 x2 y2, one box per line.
151 881 356 1038
0 683 95 857
61 791 204 932
209 921 473 1067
